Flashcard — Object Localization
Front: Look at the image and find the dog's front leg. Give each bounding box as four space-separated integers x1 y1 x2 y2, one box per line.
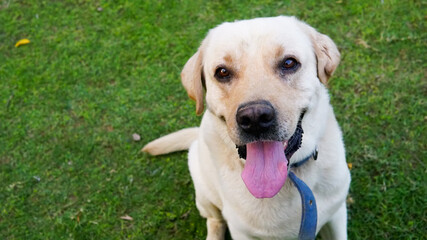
206 218 226 240
318 202 348 240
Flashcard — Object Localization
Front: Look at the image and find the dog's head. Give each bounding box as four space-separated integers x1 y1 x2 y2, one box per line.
181 16 340 198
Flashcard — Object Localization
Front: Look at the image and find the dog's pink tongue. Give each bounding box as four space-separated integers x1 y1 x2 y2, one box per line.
242 141 288 198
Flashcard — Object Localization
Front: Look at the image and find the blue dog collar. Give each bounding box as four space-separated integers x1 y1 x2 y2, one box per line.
289 151 318 240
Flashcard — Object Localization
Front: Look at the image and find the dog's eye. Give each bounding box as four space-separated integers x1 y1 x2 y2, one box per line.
283 58 296 69
215 67 232 82
279 57 299 74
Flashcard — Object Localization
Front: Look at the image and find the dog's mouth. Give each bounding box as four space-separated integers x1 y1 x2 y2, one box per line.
236 115 304 199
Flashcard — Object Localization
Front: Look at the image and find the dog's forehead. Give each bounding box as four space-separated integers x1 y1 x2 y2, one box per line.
204 16 312 60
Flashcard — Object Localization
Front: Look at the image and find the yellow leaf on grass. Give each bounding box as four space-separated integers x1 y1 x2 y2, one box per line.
15 39 30 47
347 163 353 170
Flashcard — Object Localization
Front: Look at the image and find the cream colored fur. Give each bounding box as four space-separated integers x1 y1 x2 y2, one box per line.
142 127 198 155
143 16 350 240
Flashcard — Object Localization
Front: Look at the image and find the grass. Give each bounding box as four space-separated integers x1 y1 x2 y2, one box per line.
0 0 425 239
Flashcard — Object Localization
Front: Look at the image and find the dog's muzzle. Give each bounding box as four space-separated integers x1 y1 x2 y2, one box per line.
237 110 305 161
236 107 306 199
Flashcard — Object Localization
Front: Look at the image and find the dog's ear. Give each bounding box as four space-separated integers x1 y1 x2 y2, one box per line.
181 47 205 115
312 32 340 84
300 21 341 84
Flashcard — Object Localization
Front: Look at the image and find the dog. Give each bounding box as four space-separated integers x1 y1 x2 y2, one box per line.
143 16 351 240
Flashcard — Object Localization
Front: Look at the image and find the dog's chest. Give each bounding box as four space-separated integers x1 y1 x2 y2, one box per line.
225 200 302 238
220 171 303 238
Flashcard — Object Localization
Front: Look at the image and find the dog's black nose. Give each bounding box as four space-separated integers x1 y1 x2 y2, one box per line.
236 101 276 135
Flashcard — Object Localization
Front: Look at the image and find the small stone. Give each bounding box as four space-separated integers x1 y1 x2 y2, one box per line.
132 133 141 141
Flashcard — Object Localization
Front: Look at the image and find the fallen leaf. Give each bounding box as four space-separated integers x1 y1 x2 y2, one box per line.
120 215 133 221
15 39 30 47
355 38 370 48
346 196 355 205
347 163 353 170
180 209 191 219
106 125 114 132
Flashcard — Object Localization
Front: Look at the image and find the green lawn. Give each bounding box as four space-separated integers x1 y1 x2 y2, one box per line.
0 0 425 239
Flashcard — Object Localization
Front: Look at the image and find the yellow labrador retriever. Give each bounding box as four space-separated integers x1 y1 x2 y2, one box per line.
143 16 350 240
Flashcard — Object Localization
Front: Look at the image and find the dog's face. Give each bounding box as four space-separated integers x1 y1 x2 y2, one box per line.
181 16 340 198
203 19 318 146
